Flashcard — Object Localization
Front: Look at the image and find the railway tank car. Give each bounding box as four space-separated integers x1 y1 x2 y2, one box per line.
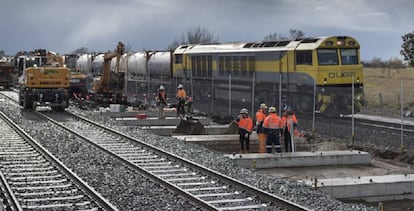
172 36 364 116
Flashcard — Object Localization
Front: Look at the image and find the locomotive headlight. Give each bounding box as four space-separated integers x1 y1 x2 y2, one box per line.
323 78 327 85
356 77 360 83
336 40 345 46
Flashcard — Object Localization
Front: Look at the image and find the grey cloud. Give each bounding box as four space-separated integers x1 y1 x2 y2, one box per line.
0 0 413 60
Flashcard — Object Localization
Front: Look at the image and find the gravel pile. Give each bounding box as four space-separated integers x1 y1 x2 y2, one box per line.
68 107 376 211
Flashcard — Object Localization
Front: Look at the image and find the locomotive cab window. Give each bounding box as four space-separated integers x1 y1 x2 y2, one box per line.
340 49 358 65
317 49 338 65
174 54 183 64
296 51 312 65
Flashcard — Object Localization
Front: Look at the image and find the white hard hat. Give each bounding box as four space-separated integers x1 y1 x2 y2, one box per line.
240 108 248 114
159 85 165 90
268 106 276 113
260 103 267 109
178 84 184 89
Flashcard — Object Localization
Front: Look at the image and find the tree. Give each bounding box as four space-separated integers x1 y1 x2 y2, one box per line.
167 26 219 50
370 57 383 68
71 47 89 54
400 31 414 67
124 43 132 52
264 29 305 41
263 33 287 41
289 29 305 40
388 57 404 69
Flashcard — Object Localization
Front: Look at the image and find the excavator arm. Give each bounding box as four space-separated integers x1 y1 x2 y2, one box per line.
100 42 125 92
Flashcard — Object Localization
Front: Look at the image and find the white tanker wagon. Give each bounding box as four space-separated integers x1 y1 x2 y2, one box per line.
91 54 104 77
124 51 174 103
125 51 172 78
75 54 93 74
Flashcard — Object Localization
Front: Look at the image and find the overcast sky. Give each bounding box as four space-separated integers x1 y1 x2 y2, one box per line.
1 0 413 61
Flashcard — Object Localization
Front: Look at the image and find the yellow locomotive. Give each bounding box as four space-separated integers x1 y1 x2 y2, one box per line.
172 36 364 115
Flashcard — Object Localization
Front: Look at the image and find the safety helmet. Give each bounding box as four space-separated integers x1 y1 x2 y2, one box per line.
260 103 267 109
240 108 248 114
268 106 276 113
159 85 165 90
177 84 184 89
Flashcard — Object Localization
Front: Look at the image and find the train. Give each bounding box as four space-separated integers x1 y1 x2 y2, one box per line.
76 35 364 115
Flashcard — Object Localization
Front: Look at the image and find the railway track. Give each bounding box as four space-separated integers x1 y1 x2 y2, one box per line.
300 112 414 134
37 111 310 211
0 111 118 210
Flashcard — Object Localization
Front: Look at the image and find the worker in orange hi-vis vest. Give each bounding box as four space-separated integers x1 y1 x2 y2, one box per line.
176 84 187 117
281 105 298 152
263 106 282 153
255 103 268 153
237 108 254 154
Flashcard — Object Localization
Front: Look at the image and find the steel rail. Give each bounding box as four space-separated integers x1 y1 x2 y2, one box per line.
0 111 118 211
38 110 311 211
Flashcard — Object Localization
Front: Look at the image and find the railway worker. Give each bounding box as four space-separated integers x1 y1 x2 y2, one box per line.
255 103 268 153
237 108 254 154
263 106 282 153
176 84 187 117
281 105 298 152
157 85 167 119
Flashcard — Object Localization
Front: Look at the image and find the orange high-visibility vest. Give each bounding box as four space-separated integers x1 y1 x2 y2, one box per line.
282 114 298 132
239 117 254 132
255 109 266 123
263 113 282 129
176 89 186 98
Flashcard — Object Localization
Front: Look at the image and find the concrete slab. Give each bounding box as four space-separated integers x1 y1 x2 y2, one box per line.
95 108 177 118
303 174 414 201
225 150 371 169
114 116 211 126
343 113 414 126
172 134 259 152
144 124 230 136
172 134 308 153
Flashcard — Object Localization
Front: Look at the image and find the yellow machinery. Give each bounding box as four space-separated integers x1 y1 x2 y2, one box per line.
18 50 70 111
91 42 127 104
